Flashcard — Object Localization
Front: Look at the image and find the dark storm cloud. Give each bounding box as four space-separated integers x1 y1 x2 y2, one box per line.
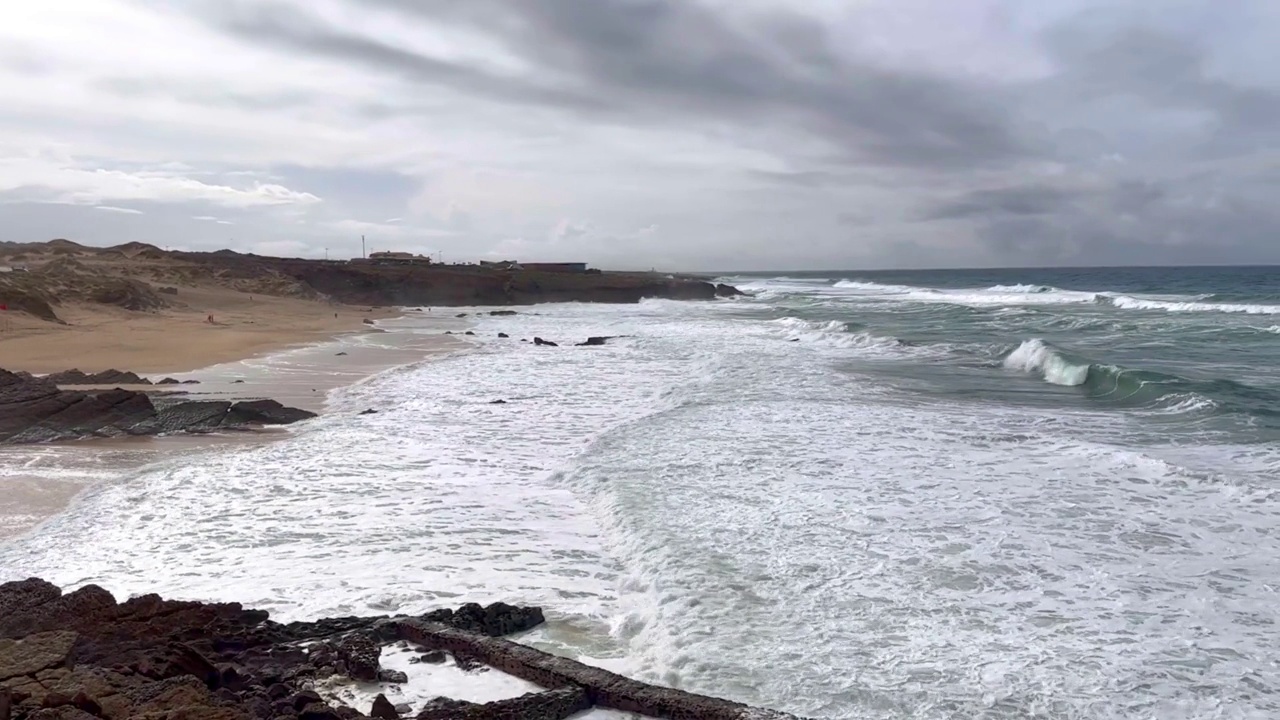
201 2 608 114
1043 21 1280 156
925 184 1086 220
188 0 1032 170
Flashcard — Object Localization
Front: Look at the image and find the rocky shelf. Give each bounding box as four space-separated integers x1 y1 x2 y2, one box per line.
0 369 314 445
0 579 804 720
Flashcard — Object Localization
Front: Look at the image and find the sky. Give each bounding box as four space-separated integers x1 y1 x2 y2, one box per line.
0 0 1277 270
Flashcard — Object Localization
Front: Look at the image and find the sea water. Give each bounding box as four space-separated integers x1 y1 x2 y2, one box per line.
2 266 1278 719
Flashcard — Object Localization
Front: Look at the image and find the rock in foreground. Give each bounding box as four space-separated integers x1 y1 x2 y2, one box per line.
0 579 805 720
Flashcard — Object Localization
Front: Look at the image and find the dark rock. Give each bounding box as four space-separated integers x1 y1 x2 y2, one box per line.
715 283 745 298
180 380 201 385
532 337 558 347
416 696 481 720
452 654 485 673
455 313 468 318
789 338 800 342
155 377 181 385
362 319 375 325
158 286 179 295
45 369 150 386
378 669 408 684
299 702 345 720
335 352 348 356
0 369 314 444
444 331 453 335
359 409 378 415
419 651 446 664
488 310 517 316
464 331 475 336
575 336 615 346
0 577 802 720
331 634 379 682
488 400 507 405
223 400 317 426
370 693 398 720
497 333 509 338
428 602 545 637
394 702 412 715
291 691 324 711
231 379 246 384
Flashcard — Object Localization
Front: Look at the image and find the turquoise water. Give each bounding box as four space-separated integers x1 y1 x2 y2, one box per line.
728 266 1280 446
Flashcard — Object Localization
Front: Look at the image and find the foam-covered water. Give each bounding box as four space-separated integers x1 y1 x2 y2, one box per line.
3 266 1280 718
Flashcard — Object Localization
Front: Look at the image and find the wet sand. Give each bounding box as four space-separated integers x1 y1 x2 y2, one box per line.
0 314 469 540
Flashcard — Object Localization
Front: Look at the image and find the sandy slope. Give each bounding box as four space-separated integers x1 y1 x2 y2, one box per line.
0 284 398 373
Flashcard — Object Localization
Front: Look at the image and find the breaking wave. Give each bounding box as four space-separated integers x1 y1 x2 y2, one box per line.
769 317 948 357
1002 339 1279 419
986 284 1055 293
1003 339 1091 386
1098 294 1280 315
821 279 1280 315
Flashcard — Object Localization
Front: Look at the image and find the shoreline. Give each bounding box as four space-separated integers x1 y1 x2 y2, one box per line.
0 311 471 541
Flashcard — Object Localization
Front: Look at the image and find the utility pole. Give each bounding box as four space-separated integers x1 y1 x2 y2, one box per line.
361 235 366 258
324 247 329 261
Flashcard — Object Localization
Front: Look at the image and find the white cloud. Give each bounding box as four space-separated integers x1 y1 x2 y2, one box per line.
93 205 142 214
0 0 1274 268
0 149 320 209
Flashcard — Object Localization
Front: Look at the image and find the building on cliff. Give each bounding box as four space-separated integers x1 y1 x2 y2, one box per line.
355 251 434 266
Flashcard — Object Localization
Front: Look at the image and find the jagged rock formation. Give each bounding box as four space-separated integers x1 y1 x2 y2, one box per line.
0 370 315 444
0 580 805 720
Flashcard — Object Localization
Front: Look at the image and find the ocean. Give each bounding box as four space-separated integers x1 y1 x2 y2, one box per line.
2 266 1278 719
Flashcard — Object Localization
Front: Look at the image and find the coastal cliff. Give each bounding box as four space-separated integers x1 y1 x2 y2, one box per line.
0 240 738 324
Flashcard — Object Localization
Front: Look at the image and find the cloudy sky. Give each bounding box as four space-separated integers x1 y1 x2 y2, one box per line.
1 0 1277 270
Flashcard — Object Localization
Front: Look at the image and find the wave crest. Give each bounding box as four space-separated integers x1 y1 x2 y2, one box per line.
1098 294 1280 315
1003 339 1090 386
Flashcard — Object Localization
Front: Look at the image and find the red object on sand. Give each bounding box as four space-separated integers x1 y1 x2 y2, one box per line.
0 304 7 311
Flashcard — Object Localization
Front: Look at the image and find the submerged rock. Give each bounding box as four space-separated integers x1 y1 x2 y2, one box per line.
575 336 615 346
533 337 558 347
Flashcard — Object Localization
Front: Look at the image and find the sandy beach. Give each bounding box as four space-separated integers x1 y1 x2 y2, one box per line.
0 284 402 374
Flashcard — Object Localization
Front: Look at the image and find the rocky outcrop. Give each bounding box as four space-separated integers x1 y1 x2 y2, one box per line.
44 370 150 386
0 579 803 720
533 338 558 347
168 252 738 307
0 370 316 444
575 336 616 346
715 283 745 298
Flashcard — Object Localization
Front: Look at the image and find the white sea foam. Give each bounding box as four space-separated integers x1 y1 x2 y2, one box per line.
1002 339 1091 386
1101 293 1280 315
3 295 1279 719
986 283 1054 293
